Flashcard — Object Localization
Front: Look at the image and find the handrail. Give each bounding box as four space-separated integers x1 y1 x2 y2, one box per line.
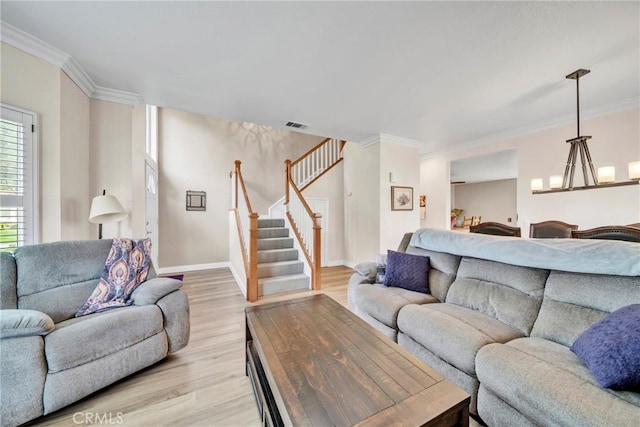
230 160 259 302
233 160 254 213
299 157 344 192
289 138 346 191
290 137 331 167
285 159 322 290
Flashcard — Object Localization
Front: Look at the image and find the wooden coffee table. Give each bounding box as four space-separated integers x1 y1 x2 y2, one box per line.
245 294 470 426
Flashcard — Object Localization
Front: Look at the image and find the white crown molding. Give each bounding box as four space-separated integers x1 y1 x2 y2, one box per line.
60 57 96 98
1 21 68 67
359 133 425 150
2 21 143 107
421 96 640 159
380 133 424 149
359 134 380 148
93 87 143 107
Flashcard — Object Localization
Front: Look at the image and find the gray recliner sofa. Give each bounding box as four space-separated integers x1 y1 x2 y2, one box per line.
349 228 640 426
0 240 190 427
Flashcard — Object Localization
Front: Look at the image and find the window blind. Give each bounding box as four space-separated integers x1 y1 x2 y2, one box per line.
0 106 37 252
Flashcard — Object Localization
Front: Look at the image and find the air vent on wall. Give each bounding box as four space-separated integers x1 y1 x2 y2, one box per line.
285 121 309 129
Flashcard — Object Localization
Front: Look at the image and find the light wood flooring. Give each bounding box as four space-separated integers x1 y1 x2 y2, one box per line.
27 266 354 427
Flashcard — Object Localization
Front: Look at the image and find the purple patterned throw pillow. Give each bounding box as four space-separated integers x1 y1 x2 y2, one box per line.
75 238 152 317
571 304 640 391
383 250 430 294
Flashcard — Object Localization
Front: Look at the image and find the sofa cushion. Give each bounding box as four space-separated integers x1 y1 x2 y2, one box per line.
14 240 112 323
14 240 112 297
571 304 640 390
445 257 548 335
0 309 55 338
0 251 17 309
406 247 461 302
476 337 640 427
384 250 430 294
354 283 437 330
397 303 523 376
531 271 640 346
45 305 163 373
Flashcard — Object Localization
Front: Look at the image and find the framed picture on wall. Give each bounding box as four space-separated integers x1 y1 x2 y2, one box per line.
391 186 413 211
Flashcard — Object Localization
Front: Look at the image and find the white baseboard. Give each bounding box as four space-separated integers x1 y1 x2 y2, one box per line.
156 262 230 275
342 261 358 269
227 263 246 297
326 260 351 268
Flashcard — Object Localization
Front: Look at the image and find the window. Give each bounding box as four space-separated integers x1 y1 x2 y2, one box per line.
0 105 38 252
146 104 158 162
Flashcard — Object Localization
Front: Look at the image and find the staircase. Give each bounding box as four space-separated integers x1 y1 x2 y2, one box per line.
256 218 309 296
230 138 346 302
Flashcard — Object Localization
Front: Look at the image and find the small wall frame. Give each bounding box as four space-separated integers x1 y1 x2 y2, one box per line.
186 190 206 211
391 186 413 211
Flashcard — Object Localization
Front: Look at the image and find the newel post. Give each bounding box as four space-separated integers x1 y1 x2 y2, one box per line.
284 160 291 204
233 160 241 209
248 212 259 302
312 213 322 290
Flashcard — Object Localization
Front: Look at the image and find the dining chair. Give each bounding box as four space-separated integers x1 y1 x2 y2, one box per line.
529 220 578 238
461 216 473 228
469 222 521 237
571 226 640 243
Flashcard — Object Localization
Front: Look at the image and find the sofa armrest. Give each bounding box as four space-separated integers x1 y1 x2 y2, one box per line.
155 290 190 353
131 277 183 306
354 261 377 284
0 309 55 339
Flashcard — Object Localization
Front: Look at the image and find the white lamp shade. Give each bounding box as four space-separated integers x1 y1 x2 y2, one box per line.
629 161 640 180
89 195 128 224
597 166 616 183
531 178 543 191
549 175 563 189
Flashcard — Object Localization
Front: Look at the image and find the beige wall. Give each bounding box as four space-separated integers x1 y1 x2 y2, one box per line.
379 140 421 252
421 108 640 232
60 73 91 240
420 157 450 229
158 109 323 268
1 43 62 242
343 143 380 265
89 100 134 239
302 161 345 265
453 179 517 225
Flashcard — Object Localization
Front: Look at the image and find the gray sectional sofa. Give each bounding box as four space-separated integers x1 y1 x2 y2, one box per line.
348 228 640 426
0 240 190 427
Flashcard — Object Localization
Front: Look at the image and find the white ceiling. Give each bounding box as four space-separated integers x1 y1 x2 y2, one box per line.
2 1 639 156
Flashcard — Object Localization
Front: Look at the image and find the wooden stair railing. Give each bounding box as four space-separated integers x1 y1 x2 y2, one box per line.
230 160 259 302
284 137 347 291
290 138 347 191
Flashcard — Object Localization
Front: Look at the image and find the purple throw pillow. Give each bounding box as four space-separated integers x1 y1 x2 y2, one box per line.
383 250 430 294
571 304 640 391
